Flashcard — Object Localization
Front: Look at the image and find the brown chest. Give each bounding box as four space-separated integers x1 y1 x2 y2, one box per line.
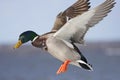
32 36 47 50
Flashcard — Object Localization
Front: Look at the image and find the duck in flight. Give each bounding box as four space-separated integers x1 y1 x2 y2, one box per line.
14 0 116 75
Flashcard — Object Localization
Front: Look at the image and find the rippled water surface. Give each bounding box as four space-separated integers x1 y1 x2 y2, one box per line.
0 42 120 80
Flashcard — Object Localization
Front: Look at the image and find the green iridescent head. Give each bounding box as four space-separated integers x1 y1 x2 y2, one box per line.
14 30 38 49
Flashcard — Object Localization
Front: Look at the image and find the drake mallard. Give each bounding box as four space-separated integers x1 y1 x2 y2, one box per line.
14 0 115 74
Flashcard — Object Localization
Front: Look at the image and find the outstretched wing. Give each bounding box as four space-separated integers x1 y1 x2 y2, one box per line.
51 0 90 31
53 0 116 44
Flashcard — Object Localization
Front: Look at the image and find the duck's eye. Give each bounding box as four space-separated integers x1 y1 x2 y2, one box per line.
19 36 25 42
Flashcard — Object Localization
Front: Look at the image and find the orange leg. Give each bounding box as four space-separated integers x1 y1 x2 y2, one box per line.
56 60 71 75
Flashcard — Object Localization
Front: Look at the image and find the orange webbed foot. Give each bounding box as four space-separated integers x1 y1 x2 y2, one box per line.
56 60 71 75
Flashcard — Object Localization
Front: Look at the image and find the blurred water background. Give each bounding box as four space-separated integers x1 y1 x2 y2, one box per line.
0 42 120 80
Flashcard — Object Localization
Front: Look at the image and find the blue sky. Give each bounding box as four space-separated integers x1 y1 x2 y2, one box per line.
0 0 119 44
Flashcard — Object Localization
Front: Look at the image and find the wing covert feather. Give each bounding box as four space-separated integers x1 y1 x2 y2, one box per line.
51 0 90 31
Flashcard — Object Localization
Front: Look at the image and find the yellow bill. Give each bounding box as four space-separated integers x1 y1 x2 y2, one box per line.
14 40 22 49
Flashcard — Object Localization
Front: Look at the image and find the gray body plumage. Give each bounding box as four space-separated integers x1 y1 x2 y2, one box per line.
46 36 93 70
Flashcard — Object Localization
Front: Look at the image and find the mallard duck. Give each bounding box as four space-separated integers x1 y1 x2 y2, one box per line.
14 0 115 75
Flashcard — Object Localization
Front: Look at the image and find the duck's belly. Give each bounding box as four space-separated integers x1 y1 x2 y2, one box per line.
46 37 80 62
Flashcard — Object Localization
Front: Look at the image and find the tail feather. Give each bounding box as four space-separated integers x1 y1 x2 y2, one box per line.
76 60 93 71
